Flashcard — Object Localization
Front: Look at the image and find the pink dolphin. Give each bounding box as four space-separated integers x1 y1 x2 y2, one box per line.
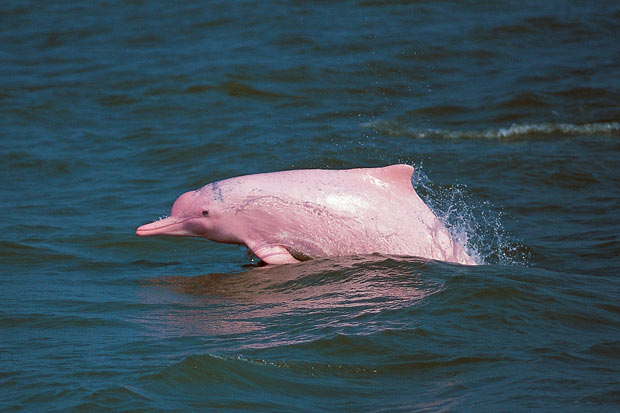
136 164 476 265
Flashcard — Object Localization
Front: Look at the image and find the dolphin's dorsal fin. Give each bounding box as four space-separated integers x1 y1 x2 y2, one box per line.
360 164 415 192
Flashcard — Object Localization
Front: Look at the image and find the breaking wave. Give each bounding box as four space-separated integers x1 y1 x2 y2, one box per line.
361 120 620 140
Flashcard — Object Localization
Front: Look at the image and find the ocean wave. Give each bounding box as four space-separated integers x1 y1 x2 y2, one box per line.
0 312 131 329
361 120 620 140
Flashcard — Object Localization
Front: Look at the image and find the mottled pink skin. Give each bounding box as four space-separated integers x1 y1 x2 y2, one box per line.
136 164 476 265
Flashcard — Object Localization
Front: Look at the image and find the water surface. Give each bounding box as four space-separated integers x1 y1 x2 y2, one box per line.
1 0 619 410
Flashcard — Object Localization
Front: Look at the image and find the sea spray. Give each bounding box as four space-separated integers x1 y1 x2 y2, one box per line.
411 162 529 266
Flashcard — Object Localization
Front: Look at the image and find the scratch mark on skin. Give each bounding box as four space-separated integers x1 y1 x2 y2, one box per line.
211 181 224 202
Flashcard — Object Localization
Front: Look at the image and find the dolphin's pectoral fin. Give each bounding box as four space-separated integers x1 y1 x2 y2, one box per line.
252 245 300 265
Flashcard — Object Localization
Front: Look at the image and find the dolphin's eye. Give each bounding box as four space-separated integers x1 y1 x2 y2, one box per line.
202 210 209 217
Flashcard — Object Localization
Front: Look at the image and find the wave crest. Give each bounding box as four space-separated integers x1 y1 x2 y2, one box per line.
361 120 620 140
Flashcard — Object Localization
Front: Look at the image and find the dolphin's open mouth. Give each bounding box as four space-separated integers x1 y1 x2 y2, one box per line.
136 216 192 237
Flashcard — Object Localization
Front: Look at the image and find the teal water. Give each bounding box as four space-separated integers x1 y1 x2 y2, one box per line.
2 0 619 410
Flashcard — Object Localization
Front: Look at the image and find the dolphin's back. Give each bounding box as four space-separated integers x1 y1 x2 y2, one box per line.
217 165 475 265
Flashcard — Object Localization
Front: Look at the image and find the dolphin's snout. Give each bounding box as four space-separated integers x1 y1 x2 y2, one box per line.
136 216 192 237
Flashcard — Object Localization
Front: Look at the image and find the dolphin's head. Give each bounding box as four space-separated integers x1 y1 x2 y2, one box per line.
136 185 240 244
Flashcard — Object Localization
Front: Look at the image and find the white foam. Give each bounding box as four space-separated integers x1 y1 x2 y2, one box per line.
361 120 620 140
